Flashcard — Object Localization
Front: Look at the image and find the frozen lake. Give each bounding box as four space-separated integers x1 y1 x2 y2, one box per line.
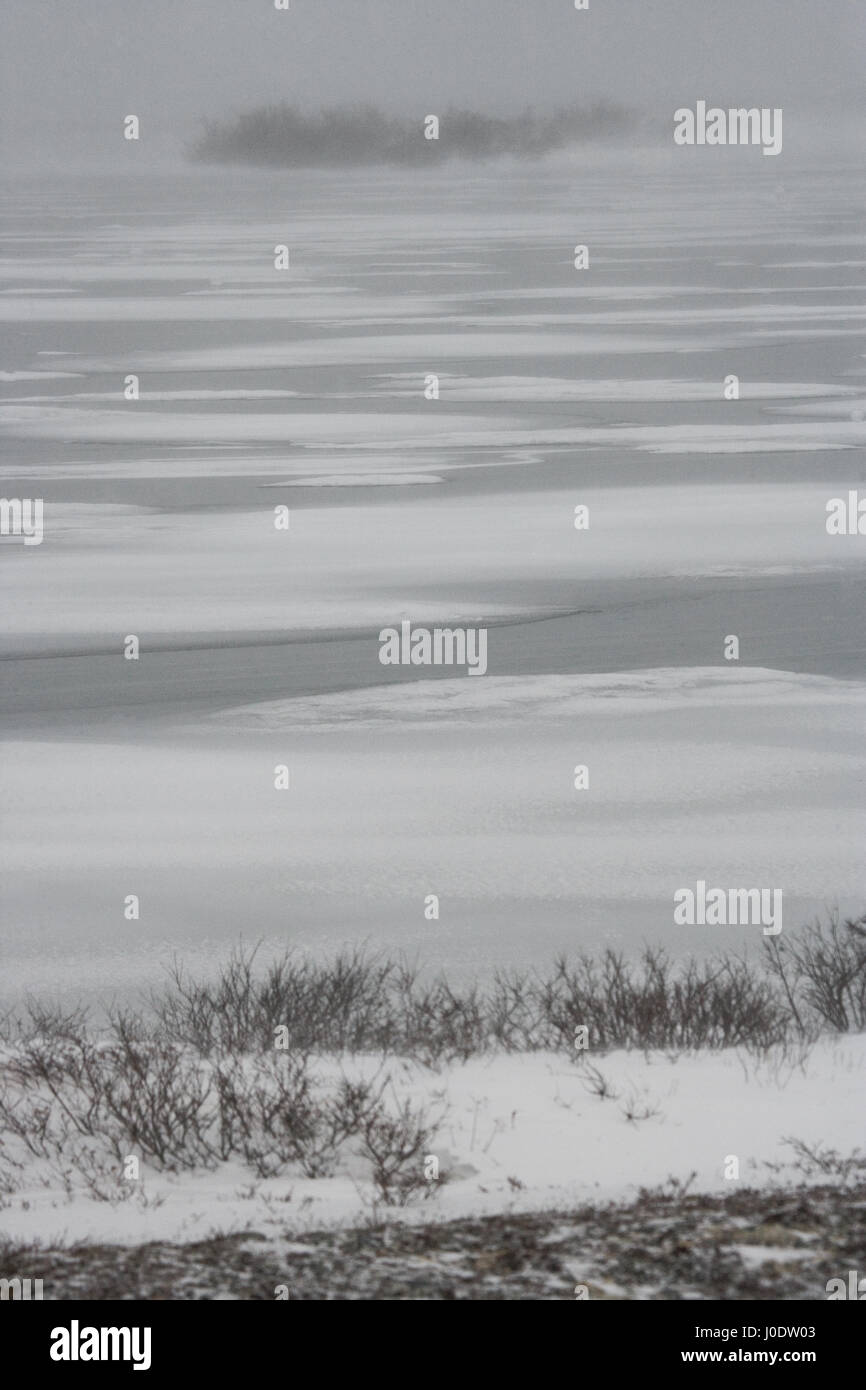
1 157 864 1005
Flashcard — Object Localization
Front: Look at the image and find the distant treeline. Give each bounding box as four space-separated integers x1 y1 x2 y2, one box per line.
190 102 635 167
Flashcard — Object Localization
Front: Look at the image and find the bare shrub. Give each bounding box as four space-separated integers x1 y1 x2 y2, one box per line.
98 1013 216 1170
0 1021 414 1191
782 1137 866 1185
154 946 402 1056
359 1090 440 1205
637 1170 698 1202
580 1062 620 1102
529 948 788 1053
391 967 488 1065
764 911 866 1035
146 932 846 1066
0 999 91 1047
620 1086 662 1124
487 969 543 1051
214 1055 385 1179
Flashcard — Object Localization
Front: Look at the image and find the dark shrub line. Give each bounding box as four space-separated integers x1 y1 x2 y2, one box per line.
191 102 635 168
129 910 866 1063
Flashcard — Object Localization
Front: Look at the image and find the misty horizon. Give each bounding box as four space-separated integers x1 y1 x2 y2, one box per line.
2 0 864 169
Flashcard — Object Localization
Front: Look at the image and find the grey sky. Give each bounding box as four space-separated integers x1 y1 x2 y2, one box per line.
2 0 863 166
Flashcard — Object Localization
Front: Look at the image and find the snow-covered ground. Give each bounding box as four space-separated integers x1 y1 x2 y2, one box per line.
2 1037 863 1249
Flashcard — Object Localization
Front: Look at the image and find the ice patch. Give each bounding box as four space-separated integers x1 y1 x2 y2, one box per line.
68 330 716 374
0 370 84 381
210 667 865 732
374 374 857 404
260 473 444 487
